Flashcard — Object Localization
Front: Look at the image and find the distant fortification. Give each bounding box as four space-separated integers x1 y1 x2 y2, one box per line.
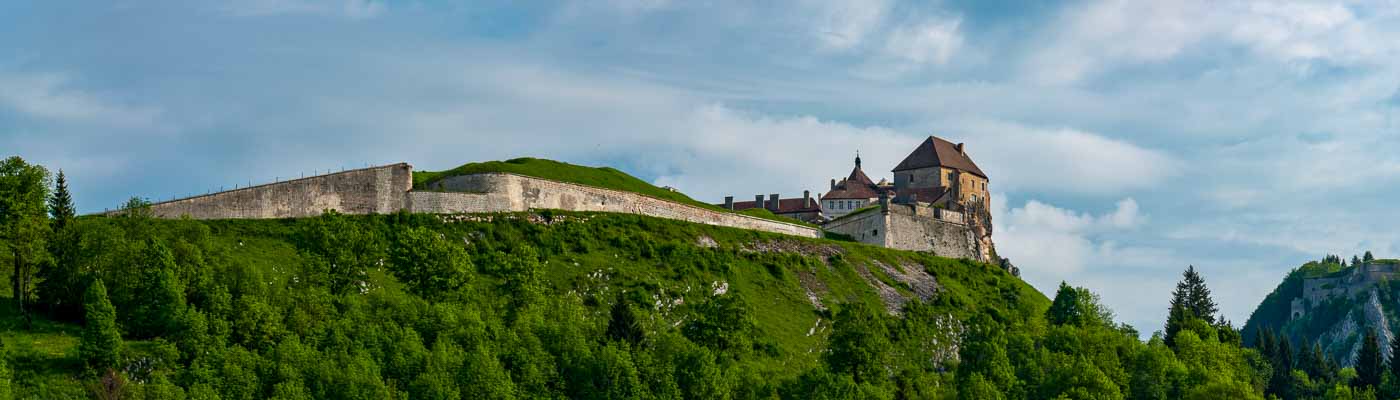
120 163 821 239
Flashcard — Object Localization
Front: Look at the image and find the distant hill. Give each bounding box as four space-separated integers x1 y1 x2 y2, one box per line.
1243 258 1400 366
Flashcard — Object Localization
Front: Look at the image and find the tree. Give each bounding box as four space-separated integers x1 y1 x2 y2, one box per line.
0 341 11 400
295 210 385 295
48 170 74 231
132 240 186 337
0 156 51 320
1045 282 1114 327
389 226 473 300
1166 265 1219 347
607 299 644 345
1356 328 1384 389
682 293 755 355
1352 255 1362 267
826 301 890 385
80 280 123 371
1363 251 1375 263
1268 336 1295 399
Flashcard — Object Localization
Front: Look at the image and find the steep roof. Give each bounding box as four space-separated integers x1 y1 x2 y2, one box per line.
891 136 987 178
823 159 880 200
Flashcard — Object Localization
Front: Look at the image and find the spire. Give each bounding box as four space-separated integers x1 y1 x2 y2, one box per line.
855 151 862 170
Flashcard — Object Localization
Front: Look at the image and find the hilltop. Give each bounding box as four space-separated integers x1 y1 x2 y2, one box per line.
1244 257 1400 366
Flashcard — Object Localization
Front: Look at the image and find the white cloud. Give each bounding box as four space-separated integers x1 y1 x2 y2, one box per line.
0 72 160 127
993 196 1145 277
1026 0 1400 84
218 0 385 19
945 120 1177 195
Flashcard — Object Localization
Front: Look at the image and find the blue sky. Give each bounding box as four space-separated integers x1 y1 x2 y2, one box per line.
4 0 1400 336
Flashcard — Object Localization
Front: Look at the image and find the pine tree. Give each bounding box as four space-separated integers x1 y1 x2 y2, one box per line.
1364 251 1375 263
1356 328 1385 389
38 169 83 318
47 170 75 231
1353 255 1363 267
1165 265 1219 347
80 279 123 371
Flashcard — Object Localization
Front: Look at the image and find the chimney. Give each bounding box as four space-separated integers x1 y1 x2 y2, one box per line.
830 179 836 190
724 196 734 210
955 142 965 155
769 194 780 211
803 190 812 208
755 195 764 208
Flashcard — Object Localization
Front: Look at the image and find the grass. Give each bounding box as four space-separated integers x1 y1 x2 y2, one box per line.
412 158 819 228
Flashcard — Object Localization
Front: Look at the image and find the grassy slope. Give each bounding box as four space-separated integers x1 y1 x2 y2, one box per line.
413 158 819 227
1 211 1046 395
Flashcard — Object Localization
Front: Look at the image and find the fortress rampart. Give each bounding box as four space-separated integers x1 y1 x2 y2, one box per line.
822 203 979 260
122 164 821 238
409 173 821 237
126 164 412 219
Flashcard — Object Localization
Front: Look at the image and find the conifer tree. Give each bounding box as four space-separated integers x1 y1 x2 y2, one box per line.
1356 328 1385 389
38 169 83 317
47 170 74 231
1268 337 1295 398
80 279 122 371
1352 255 1363 267
1364 251 1375 263
1165 265 1219 347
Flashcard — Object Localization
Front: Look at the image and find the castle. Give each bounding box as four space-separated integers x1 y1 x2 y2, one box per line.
1290 262 1400 320
117 135 1001 265
719 136 1001 265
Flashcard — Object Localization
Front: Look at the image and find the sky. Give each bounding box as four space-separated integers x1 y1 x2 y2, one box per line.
4 0 1400 336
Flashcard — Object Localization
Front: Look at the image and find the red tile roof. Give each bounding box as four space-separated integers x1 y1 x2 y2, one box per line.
823 163 881 200
892 136 987 178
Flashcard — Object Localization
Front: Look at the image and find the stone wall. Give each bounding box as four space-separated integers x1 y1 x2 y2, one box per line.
821 203 980 260
885 204 979 260
127 164 412 219
412 173 822 238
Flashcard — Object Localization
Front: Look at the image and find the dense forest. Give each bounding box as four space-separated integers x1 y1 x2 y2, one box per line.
0 155 1395 399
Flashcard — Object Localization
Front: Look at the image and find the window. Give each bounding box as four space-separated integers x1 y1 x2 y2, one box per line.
872 229 879 236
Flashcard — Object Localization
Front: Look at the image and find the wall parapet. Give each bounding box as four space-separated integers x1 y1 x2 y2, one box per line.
412 173 822 238
112 163 412 220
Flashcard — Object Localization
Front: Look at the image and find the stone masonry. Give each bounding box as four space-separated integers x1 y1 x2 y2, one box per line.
122 163 821 239
125 163 413 219
822 202 980 261
412 173 821 238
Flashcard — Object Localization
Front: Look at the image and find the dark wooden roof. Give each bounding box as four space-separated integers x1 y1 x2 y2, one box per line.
892 136 987 178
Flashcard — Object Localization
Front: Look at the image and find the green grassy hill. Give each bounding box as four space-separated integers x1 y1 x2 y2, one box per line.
412 158 817 227
1 210 1042 399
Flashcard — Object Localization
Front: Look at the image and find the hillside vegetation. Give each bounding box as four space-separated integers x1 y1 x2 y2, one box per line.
0 155 1342 399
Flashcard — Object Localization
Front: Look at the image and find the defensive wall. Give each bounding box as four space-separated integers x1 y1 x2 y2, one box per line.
121 164 821 238
410 173 821 238
123 164 413 219
822 202 981 261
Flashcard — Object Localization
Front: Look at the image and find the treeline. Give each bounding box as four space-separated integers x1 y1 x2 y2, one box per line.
0 155 1385 399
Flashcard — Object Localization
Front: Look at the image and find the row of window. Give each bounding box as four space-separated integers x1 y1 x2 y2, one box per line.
826 200 863 210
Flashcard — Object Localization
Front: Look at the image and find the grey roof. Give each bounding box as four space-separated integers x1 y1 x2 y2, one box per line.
891 136 987 178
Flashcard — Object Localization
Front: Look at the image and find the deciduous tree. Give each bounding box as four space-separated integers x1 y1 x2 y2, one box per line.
0 156 50 319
